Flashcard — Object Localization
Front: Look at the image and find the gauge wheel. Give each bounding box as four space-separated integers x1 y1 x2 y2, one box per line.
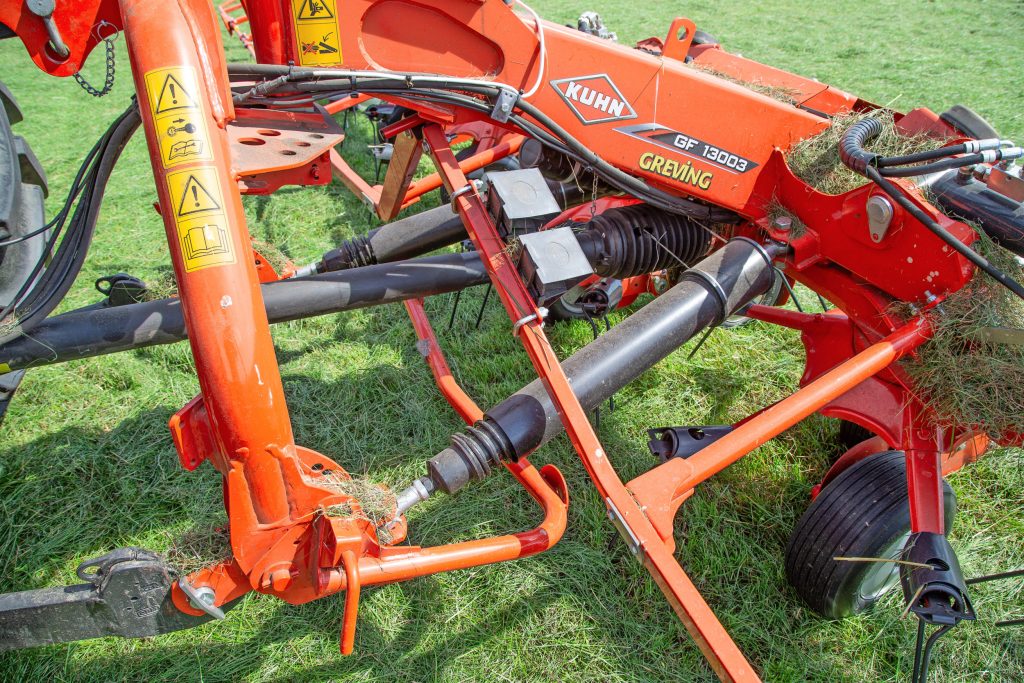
784 450 956 619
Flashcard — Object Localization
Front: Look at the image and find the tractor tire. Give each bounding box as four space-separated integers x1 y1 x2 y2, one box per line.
939 105 999 141
0 81 48 425
784 450 956 619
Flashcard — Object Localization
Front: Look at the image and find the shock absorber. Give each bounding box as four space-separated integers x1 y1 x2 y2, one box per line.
395 237 780 512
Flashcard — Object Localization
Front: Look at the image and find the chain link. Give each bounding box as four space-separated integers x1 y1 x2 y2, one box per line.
74 26 117 98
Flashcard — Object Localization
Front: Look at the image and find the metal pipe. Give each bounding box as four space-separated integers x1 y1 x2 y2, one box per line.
0 252 490 372
414 238 778 499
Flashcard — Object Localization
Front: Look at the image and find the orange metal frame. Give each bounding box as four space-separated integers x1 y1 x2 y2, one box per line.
0 0 1011 679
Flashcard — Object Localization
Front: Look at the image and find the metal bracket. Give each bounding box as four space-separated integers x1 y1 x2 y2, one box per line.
177 577 225 620
490 88 518 123
647 425 733 461
0 547 233 650
606 497 643 558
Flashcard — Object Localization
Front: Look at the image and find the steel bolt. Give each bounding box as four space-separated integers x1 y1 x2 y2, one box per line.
771 215 792 232
261 567 294 592
188 585 217 611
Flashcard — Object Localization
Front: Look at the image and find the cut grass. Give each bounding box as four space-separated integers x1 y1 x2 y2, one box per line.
896 229 1024 437
786 109 943 195
0 2 1021 682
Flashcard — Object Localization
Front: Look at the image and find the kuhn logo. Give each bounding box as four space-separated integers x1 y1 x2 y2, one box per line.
550 74 636 125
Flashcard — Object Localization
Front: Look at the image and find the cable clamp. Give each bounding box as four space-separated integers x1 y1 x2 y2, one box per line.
490 89 518 123
449 179 484 211
512 307 547 337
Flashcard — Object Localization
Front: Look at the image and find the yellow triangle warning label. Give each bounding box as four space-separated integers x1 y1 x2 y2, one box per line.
296 0 335 21
155 74 198 114
176 175 222 217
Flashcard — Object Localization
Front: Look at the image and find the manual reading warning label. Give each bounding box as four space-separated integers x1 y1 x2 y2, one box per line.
291 0 343 66
143 66 213 169
166 167 235 272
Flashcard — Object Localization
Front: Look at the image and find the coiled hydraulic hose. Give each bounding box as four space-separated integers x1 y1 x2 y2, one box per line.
839 118 1024 300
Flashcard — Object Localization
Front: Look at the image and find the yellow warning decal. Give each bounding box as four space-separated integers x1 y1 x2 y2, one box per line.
166 168 235 272
291 0 343 66
295 0 335 20
143 66 213 169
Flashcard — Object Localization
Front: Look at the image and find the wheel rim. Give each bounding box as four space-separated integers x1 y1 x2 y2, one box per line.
855 531 910 602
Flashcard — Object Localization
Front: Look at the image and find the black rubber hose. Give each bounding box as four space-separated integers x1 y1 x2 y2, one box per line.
0 104 139 344
879 153 987 177
839 118 1024 300
865 165 1024 299
0 252 490 371
838 117 883 174
222 64 737 223
424 238 778 495
877 143 971 168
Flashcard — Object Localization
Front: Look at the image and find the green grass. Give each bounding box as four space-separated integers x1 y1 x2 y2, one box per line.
0 1 1022 681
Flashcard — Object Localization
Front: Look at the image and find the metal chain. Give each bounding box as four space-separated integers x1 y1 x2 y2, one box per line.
74 24 117 98
589 167 599 217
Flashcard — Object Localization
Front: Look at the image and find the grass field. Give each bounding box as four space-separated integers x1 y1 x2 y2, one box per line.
0 1 1022 681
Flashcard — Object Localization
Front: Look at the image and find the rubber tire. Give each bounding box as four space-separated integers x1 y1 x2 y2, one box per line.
0 81 46 426
837 420 874 452
939 105 999 140
785 450 956 619
691 29 719 46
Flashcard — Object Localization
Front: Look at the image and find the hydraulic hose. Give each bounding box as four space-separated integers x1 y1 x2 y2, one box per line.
839 118 1024 300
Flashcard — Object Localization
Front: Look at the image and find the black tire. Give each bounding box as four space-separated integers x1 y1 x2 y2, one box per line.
837 419 874 452
691 29 719 46
939 105 999 140
0 81 47 425
785 450 956 619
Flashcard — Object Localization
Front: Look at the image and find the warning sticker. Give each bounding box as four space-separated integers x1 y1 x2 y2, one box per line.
166 167 235 272
177 216 234 271
295 0 335 20
291 0 343 66
143 66 212 169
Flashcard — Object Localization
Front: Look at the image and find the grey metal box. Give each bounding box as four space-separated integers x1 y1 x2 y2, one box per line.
516 226 594 301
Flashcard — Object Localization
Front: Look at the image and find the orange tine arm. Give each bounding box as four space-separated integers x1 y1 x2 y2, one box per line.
400 134 526 208
404 298 483 424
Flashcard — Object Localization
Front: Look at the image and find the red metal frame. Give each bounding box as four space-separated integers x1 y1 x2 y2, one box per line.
217 1 255 57
1 0 1015 679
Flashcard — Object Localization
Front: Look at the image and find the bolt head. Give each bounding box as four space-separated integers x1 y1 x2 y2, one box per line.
188 585 216 610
